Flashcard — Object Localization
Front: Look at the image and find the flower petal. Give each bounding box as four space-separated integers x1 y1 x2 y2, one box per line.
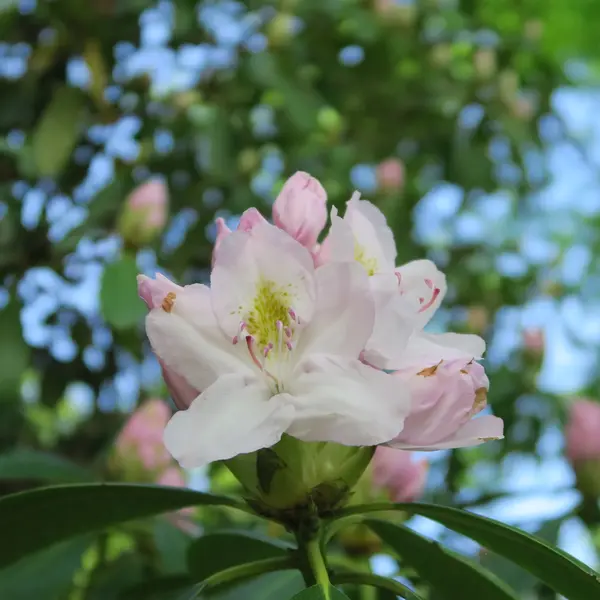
345 194 397 271
138 273 181 310
395 259 447 328
164 374 294 468
398 332 486 368
159 359 199 410
296 262 374 359
386 415 503 451
146 283 251 392
361 272 414 369
211 222 317 338
286 355 410 446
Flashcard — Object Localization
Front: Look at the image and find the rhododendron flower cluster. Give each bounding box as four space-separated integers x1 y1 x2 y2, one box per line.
138 172 503 469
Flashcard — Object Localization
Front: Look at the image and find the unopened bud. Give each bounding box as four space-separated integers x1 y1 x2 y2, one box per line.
376 158 405 192
118 180 168 247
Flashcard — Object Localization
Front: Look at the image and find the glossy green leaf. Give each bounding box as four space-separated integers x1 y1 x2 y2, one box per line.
337 503 600 600
291 584 351 599
366 519 519 600
0 298 29 398
187 530 292 582
100 255 147 329
0 483 249 569
32 85 85 177
0 449 95 482
154 518 193 574
208 571 305 600
0 535 92 600
86 553 145 600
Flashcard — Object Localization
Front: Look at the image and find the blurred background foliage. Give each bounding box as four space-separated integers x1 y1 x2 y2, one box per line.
1 0 600 598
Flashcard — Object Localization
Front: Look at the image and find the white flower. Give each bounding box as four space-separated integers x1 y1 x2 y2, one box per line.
144 222 411 468
318 193 485 370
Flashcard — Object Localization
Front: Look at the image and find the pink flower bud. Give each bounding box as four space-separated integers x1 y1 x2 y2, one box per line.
523 328 544 353
119 180 168 246
115 399 173 474
372 447 427 502
376 159 405 192
565 400 600 463
137 274 200 409
273 171 327 250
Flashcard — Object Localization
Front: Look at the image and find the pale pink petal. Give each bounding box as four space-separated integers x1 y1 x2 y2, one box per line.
159 359 199 410
164 374 294 468
212 218 232 266
296 262 374 360
387 415 504 451
146 284 251 392
315 206 355 266
285 355 410 446
345 194 397 272
210 222 316 339
398 332 486 368
238 207 268 231
138 273 182 310
395 259 446 328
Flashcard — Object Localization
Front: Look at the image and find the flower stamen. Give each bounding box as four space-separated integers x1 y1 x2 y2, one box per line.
161 292 176 313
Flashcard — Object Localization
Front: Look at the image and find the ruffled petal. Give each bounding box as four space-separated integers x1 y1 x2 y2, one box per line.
164 374 294 468
386 415 503 451
395 259 446 328
296 262 374 360
286 355 410 446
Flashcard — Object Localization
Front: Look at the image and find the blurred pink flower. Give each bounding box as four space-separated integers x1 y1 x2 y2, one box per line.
523 328 544 353
273 171 328 250
386 359 503 450
565 399 600 462
119 180 168 245
376 159 405 192
115 399 172 473
138 274 200 410
372 447 427 502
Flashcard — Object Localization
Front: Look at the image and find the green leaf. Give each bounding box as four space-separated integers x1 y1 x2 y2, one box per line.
291 584 351 599
0 449 96 483
0 298 29 398
86 553 145 600
213 571 304 600
154 519 193 574
365 520 519 600
0 483 249 569
187 530 292 582
100 256 147 330
31 85 85 177
336 503 600 600
0 535 92 600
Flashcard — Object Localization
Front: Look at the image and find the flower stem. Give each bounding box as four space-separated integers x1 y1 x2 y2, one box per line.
296 528 331 597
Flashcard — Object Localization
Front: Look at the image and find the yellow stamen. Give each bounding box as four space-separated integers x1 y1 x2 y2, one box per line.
417 360 443 377
246 280 292 348
161 292 176 313
354 242 378 276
